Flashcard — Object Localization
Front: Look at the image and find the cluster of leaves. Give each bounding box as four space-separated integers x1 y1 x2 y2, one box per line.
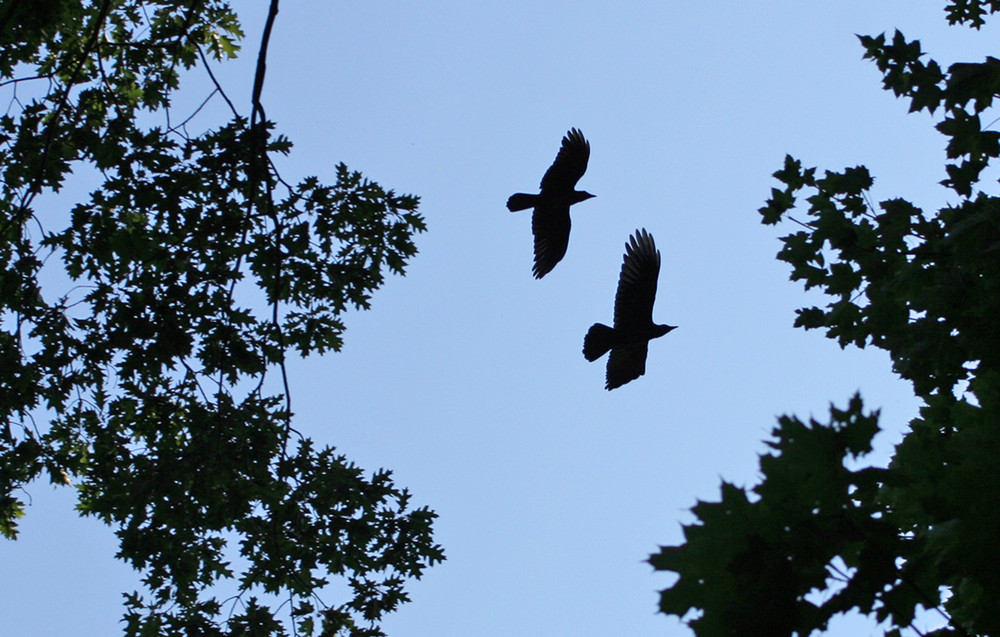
1 2 439 636
652 2 1000 635
652 397 899 635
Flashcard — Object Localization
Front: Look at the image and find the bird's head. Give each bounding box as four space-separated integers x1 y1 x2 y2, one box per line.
573 191 596 205
653 324 677 339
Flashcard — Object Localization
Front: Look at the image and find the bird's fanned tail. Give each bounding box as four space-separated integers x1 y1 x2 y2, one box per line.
583 323 614 361
506 193 537 212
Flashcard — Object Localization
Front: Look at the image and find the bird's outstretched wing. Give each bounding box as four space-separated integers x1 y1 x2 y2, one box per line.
539 128 590 193
531 204 571 279
612 229 661 331
605 343 649 390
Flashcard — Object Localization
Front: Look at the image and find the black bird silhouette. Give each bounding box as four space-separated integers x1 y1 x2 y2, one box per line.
583 229 676 390
507 128 594 278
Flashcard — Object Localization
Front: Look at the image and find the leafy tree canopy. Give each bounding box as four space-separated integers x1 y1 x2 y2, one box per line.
0 1 440 635
652 2 1000 635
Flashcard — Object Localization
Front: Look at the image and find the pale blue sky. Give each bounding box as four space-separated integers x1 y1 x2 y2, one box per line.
2 3 996 635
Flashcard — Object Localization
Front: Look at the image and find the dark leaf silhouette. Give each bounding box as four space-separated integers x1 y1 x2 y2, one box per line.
507 128 595 278
584 229 675 389
659 9 1000 634
0 3 441 635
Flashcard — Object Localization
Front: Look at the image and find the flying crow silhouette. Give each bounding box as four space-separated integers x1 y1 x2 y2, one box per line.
583 229 675 390
507 128 594 278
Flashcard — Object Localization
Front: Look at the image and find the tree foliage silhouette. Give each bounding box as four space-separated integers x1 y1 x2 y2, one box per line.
0 2 440 636
651 2 1000 635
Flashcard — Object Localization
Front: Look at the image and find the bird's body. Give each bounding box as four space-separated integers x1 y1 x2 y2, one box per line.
507 128 594 278
584 229 675 390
